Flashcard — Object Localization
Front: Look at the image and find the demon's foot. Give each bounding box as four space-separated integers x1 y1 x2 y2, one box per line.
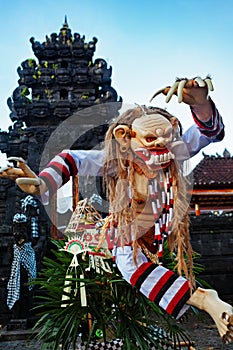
187 288 233 344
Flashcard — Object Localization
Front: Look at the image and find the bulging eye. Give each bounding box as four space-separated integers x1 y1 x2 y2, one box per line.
146 136 157 143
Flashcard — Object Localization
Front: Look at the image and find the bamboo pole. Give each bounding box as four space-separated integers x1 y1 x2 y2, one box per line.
50 193 58 239
72 174 94 331
72 174 79 211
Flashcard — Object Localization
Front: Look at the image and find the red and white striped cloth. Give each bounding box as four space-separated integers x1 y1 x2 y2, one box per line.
115 246 190 319
191 98 224 140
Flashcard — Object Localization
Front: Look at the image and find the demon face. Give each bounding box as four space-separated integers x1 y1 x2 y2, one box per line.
113 113 176 172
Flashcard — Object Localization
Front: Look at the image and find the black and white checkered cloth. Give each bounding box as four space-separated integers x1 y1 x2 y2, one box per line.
78 327 173 349
80 338 124 350
21 195 38 211
78 339 172 350
20 196 40 238
30 216 39 238
7 242 37 309
13 213 27 223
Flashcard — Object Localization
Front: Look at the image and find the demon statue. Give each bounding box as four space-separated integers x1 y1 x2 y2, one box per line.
0 77 232 344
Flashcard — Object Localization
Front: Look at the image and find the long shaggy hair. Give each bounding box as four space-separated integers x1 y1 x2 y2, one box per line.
102 106 194 283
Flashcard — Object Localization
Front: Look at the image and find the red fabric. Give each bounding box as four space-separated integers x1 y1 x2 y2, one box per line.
148 270 174 301
59 152 78 175
130 262 153 286
49 161 70 183
166 280 190 315
39 171 58 193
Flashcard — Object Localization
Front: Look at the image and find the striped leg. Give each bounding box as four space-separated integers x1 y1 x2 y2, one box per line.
115 246 190 319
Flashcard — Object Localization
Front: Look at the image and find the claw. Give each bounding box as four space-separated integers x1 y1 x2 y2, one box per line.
16 178 41 186
7 156 26 164
222 331 233 344
222 312 230 321
221 312 233 343
204 77 214 92
177 79 187 103
149 87 167 102
165 81 180 103
194 77 206 87
150 75 214 105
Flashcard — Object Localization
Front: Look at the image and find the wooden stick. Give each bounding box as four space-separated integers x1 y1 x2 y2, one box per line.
72 174 79 211
51 193 58 239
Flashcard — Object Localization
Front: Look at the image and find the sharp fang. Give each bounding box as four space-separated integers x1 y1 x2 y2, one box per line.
204 78 214 92
177 80 187 103
165 82 179 103
135 148 150 157
194 77 205 87
164 153 168 161
142 149 149 157
146 154 155 165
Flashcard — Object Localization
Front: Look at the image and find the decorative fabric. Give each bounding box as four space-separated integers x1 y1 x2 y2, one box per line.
116 246 190 319
13 213 27 223
65 198 103 235
148 167 173 264
191 98 224 140
21 195 38 211
61 239 88 308
7 242 37 309
30 216 39 238
20 195 40 238
80 338 124 350
79 326 173 349
39 151 79 195
61 199 112 307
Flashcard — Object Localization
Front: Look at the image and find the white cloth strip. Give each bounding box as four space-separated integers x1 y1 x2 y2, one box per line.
159 276 188 311
140 265 169 299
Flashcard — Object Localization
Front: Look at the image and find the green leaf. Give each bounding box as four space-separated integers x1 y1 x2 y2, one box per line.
32 239 195 349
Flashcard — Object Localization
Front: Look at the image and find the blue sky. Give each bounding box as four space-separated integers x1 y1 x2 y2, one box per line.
1 0 233 167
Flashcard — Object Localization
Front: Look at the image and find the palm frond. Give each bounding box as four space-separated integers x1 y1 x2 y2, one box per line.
32 239 196 349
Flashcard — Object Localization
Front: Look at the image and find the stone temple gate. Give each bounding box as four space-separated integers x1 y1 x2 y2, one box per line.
0 18 122 327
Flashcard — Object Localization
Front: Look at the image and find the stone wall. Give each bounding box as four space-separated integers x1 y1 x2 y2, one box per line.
190 213 233 300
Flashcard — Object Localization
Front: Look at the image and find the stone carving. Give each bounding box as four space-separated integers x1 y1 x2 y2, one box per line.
0 18 122 325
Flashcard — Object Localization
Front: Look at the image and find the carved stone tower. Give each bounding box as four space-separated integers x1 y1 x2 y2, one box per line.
0 18 121 326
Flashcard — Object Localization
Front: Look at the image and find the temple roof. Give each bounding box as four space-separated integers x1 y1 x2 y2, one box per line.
193 149 233 188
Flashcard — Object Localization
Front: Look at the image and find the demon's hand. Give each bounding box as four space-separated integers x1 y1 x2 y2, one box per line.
150 76 213 106
188 288 233 344
0 157 47 195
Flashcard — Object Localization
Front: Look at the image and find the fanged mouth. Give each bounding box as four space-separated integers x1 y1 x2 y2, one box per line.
134 148 175 167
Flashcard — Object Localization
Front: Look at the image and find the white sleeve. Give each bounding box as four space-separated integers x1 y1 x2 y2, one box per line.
181 100 225 158
39 149 104 195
